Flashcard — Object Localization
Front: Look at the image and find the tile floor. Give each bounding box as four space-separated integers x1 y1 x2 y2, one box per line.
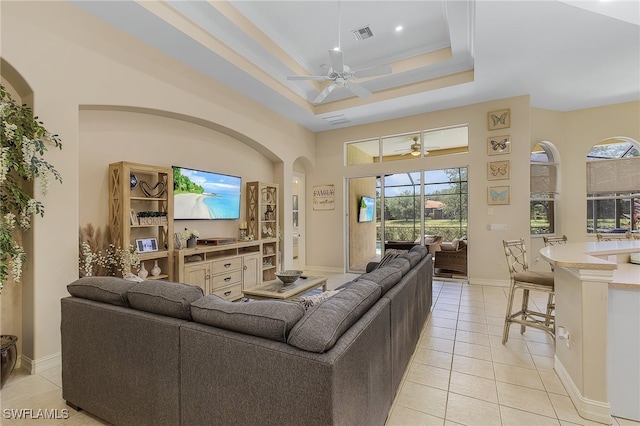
386 280 639 426
1 279 638 426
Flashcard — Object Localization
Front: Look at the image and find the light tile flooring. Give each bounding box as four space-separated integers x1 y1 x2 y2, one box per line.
386 280 639 426
1 279 638 426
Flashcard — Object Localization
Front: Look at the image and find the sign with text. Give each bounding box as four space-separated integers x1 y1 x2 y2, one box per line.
313 185 335 210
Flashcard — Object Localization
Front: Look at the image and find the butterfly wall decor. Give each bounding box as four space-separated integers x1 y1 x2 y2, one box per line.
488 185 510 205
487 108 511 130
487 135 511 155
487 160 510 180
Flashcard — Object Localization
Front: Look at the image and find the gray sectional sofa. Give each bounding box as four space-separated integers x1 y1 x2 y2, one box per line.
61 245 433 426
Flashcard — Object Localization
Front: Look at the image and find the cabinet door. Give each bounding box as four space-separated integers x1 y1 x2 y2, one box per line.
183 263 210 294
243 253 260 290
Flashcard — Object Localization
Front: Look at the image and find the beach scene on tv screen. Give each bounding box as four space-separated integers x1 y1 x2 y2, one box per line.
173 167 241 219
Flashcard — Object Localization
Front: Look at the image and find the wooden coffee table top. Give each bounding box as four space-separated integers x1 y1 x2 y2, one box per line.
243 276 327 300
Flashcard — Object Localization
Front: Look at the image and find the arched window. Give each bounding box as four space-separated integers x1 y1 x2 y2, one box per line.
530 142 557 235
586 138 640 233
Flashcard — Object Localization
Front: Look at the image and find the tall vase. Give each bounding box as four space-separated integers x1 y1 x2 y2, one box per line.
151 260 161 277
138 262 148 279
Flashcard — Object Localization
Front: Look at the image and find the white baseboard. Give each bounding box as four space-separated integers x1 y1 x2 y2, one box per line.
303 265 345 275
20 352 61 375
468 278 509 287
554 356 613 425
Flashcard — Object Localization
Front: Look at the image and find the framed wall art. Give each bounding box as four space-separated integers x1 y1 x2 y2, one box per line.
136 237 158 253
487 160 511 180
488 108 510 130
488 185 510 205
487 135 511 155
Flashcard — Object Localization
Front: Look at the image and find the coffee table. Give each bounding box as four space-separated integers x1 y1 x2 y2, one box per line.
243 276 327 301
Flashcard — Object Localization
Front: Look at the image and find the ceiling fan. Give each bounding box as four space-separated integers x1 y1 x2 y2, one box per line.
394 136 440 156
286 1 392 104
288 49 392 104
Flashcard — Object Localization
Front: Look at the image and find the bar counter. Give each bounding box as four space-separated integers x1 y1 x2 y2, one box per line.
540 240 640 424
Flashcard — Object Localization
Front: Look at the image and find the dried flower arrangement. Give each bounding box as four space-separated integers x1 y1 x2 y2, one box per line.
79 224 140 277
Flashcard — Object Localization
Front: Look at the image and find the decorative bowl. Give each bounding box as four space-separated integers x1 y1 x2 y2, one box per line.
275 270 303 284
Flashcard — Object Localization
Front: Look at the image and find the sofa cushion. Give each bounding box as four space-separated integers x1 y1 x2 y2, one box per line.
128 280 204 320
356 266 403 293
287 279 382 353
399 251 422 268
384 257 411 276
191 295 305 342
409 244 428 258
67 276 136 307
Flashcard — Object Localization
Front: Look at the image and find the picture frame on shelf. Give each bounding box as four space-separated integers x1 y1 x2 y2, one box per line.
488 185 510 205
487 135 511 155
487 160 511 180
136 237 158 253
488 108 510 130
264 244 275 255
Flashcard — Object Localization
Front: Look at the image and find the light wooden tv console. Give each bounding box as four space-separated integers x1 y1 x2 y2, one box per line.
174 239 278 301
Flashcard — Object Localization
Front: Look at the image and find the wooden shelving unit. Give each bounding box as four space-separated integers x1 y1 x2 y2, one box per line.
109 161 174 280
246 181 279 282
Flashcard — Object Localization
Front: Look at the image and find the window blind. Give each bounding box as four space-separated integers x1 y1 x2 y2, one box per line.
530 164 556 194
587 157 640 194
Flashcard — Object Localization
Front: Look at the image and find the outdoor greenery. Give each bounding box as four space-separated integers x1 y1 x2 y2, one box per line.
376 168 468 243
173 168 204 194
0 84 62 290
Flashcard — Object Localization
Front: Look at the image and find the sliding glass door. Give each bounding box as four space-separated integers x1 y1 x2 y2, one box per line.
347 167 468 273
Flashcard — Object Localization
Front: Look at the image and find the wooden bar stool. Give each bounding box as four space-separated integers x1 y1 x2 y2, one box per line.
502 239 555 344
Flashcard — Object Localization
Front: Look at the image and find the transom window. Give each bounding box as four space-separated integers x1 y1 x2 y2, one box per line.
345 126 468 165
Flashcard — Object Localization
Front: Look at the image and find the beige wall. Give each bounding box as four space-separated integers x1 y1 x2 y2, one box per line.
1 1 314 370
2 0 638 370
310 96 533 284
528 102 640 270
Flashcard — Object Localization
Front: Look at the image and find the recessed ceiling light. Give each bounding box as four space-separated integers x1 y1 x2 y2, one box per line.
395 25 403 32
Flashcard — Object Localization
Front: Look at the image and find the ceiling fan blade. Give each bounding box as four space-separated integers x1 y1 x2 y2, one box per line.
353 64 392 79
287 75 330 81
328 49 344 73
344 81 371 99
313 83 337 104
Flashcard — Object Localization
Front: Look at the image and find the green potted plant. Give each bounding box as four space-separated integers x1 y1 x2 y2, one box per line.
0 84 62 292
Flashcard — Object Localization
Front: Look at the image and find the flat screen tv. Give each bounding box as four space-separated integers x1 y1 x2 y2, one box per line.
358 196 375 222
173 166 242 220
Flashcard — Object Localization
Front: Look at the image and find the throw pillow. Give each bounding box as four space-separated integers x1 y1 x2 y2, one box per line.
127 280 204 320
376 251 399 269
191 295 305 342
298 289 342 310
287 279 382 353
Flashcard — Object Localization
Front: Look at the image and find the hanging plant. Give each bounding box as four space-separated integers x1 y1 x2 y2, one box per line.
0 84 62 291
